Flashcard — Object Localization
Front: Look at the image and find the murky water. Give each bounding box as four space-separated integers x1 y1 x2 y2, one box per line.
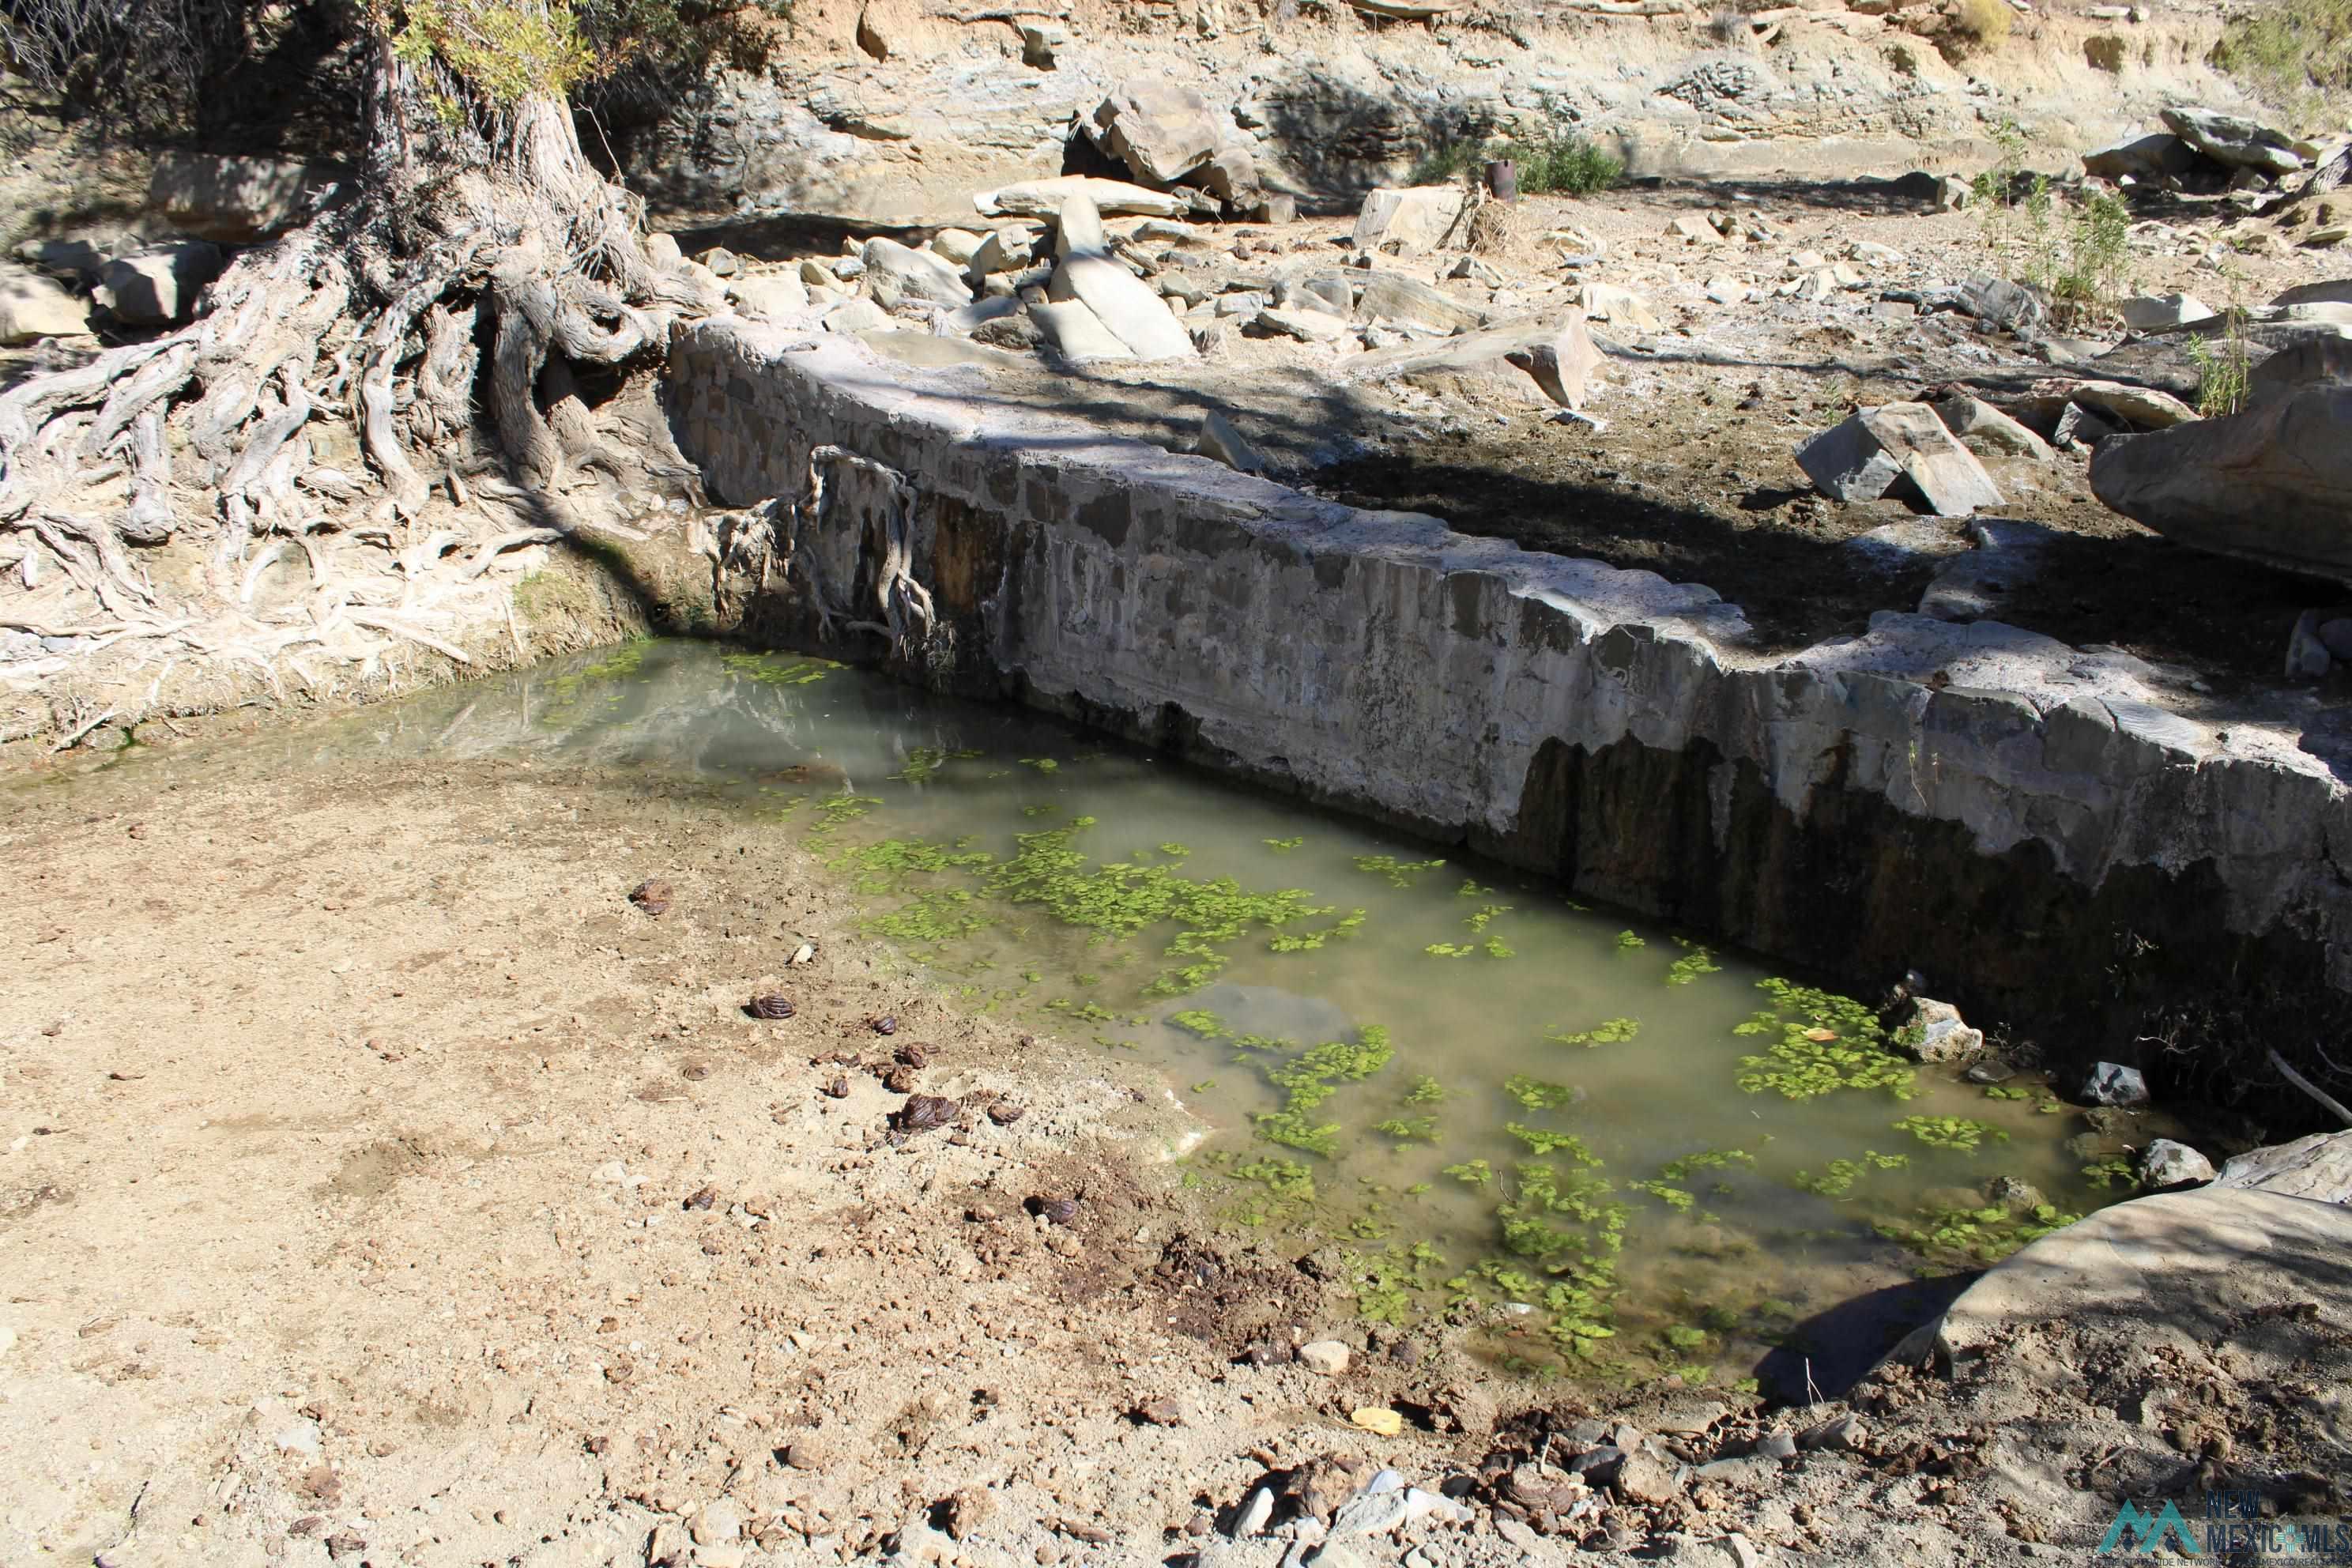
265 640 2121 1386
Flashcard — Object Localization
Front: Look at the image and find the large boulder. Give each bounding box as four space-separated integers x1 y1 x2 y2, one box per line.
1351 186 1467 257
1046 251 1196 360
1028 299 1136 363
2246 328 2352 409
1355 272 1483 334
92 242 224 325
1796 401 2003 514
147 153 340 244
1084 81 1222 188
861 237 971 308
728 271 810 318
2089 384 2352 582
2081 132 2198 182
2160 107 2305 175
0 270 92 342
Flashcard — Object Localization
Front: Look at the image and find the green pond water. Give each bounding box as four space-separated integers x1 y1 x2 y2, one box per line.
269 639 2123 1388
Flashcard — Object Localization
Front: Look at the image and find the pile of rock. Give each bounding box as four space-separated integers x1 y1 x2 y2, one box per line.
3 151 344 345
2083 106 2350 235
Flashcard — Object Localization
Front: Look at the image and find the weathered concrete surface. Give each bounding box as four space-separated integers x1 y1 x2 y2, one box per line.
1882 1188 2352 1370
665 320 2352 1081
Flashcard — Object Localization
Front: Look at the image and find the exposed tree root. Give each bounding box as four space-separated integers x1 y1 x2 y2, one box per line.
0 80 726 744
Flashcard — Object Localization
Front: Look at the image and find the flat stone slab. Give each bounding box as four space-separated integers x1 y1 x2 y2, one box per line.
1889 1187 2352 1368
1797 401 2003 514
2214 1131 2352 1204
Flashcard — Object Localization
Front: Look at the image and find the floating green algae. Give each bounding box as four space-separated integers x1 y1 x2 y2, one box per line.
721 649 835 686
1547 1016 1641 1048
1355 854 1446 888
1791 1150 1910 1197
1504 1075 1583 1111
1732 979 1917 1100
1893 1114 2010 1152
891 746 982 783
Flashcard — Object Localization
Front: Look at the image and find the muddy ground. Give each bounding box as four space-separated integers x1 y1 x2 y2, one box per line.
4 721 2348 1567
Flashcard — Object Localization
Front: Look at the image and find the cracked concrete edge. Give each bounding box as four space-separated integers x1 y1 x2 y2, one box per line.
665 318 2352 987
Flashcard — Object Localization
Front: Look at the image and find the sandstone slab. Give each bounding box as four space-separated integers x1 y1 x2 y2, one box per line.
1048 252 1196 360
2090 386 2352 582
1351 186 1466 257
1796 402 2004 514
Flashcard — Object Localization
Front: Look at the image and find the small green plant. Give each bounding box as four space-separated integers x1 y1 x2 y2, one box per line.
1355 854 1446 887
1945 0 2012 55
1373 1115 1439 1144
1263 836 1304 853
1425 942 1477 958
1548 1016 1641 1048
1443 1158 1494 1186
1792 1150 1910 1197
1504 1075 1583 1110
1666 947 1721 986
1615 930 1647 950
1402 1074 1448 1105
2188 305 2255 417
1408 130 1623 197
1893 1115 2011 1153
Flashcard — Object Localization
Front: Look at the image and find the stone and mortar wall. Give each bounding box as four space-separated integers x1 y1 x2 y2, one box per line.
666 318 2352 1091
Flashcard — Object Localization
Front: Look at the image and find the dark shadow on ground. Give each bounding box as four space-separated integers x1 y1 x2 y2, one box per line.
668 212 934 261
1751 1272 1977 1402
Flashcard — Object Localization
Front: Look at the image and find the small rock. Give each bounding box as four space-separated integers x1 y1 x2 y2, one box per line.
782 1436 827 1470
1655 1399 1728 1435
1295 1339 1351 1375
1196 409 1268 475
1986 1174 2047 1210
1966 1059 2017 1084
1704 274 1749 304
1134 1397 1182 1427
2140 1138 2218 1189
1231 1486 1276 1538
1348 1406 1403 1436
1898 998 1984 1063
1614 1449 1683 1504
1796 1413 1863 1451
2118 292 2217 331
2082 1061 2150 1106
698 247 739 277
1328 1487 1410 1538
1797 401 2003 514
1753 1430 1797 1461
692 1501 742 1546
1253 306 1350 341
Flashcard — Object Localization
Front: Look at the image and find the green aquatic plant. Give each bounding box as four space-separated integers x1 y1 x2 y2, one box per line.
1464 903 1513 932
1483 937 1516 959
1263 836 1303 853
1425 942 1477 959
1354 854 1446 888
1504 1075 1582 1111
1020 757 1060 772
1665 948 1721 986
1373 1115 1439 1144
863 889 989 945
1981 1084 2030 1101
811 793 884 830
1657 1148 1756 1181
1251 1027 1396 1157
1506 1125 1601 1163
1629 1179 1697 1212
719 649 832 686
1733 980 1917 1101
1168 1008 1229 1038
1894 1115 2011 1152
839 835 996 895
1229 1155 1317 1203
1443 1159 1494 1186
1615 930 1647 950
888 745 982 783
2081 1154 2135 1190
1022 803 1060 818
1402 1074 1448 1105
1791 1149 1909 1197
1547 1017 1641 1049
1876 1200 2079 1266
980 816 1330 997
1267 908 1366 952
